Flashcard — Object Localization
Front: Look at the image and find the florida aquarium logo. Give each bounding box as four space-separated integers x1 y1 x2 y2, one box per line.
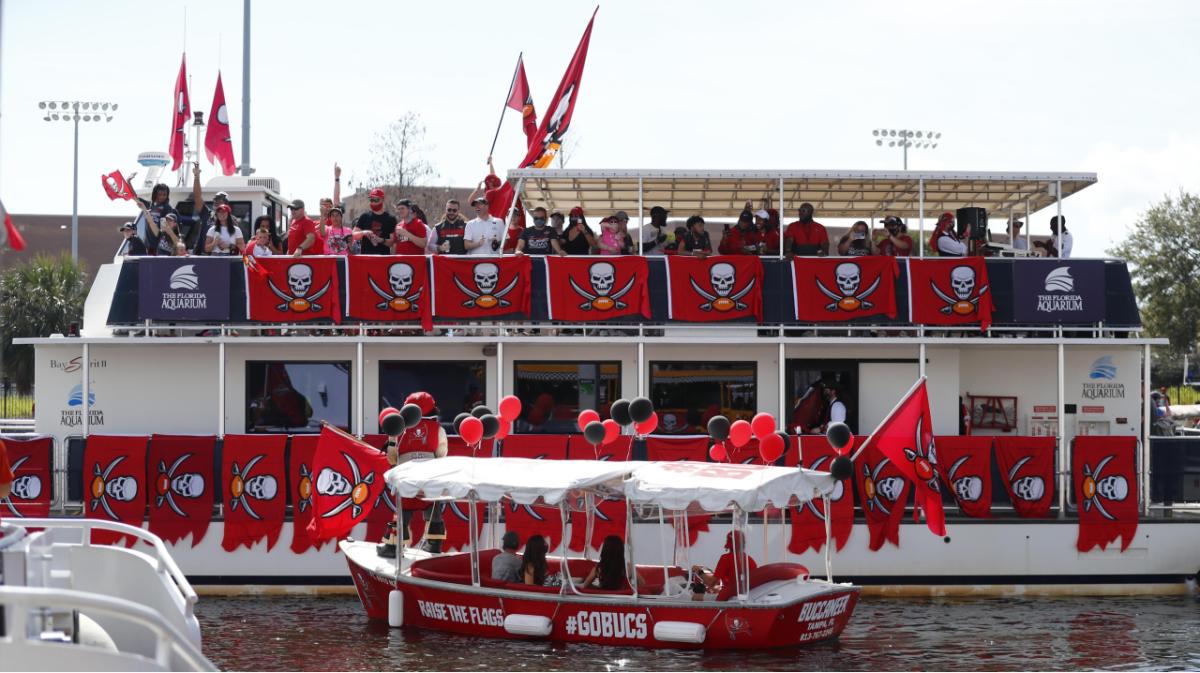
62 383 103 427
1082 356 1124 399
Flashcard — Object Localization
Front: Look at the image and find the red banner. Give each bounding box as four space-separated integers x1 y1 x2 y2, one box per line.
168 54 190 171
546 256 651 322
246 256 342 323
221 434 287 552
431 255 531 319
308 426 390 544
506 55 539 148
567 435 632 552
147 434 214 546
666 255 763 322
499 435 568 550
287 435 327 554
790 436 855 554
854 440 911 551
1073 436 1138 552
1 436 52 518
995 436 1056 518
346 255 433 331
101 169 136 201
934 436 993 518
908 258 994 330
84 435 148 546
519 9 596 169
644 436 712 546
793 256 899 322
204 72 237 175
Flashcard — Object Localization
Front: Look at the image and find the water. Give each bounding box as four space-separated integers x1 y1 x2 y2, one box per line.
198 595 1200 671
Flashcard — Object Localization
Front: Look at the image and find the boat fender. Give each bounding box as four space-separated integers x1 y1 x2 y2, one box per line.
76 612 119 652
388 590 404 628
653 620 706 644
503 614 553 637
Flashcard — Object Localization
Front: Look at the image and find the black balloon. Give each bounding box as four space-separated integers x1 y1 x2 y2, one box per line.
380 410 406 436
829 456 854 481
583 420 607 445
471 405 494 419
826 422 853 450
707 415 730 441
610 399 633 427
480 414 501 439
453 412 471 435
629 397 654 424
400 404 423 429
775 431 791 447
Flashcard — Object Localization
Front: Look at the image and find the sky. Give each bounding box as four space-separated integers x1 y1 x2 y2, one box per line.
2 0 1199 258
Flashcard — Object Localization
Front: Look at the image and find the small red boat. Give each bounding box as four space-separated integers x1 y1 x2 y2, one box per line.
343 457 860 649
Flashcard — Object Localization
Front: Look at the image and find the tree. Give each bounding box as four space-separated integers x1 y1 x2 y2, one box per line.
0 253 88 393
357 112 438 197
1109 190 1200 354
556 135 582 168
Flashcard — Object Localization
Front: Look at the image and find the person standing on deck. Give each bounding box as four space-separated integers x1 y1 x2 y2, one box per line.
464 197 506 256
931 211 967 257
877 216 913 256
390 199 428 255
784 203 830 257
354 188 399 255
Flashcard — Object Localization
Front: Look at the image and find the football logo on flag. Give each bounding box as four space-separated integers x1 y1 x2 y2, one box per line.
454 262 519 309
1008 456 1046 502
1079 455 1128 520
90 456 137 520
369 262 422 313
801 455 846 519
228 455 279 520
693 262 756 312
931 265 989 316
901 417 940 493
2 456 41 517
816 262 881 312
153 454 205 516
861 458 904 514
570 261 636 311
295 463 314 513
947 455 983 503
268 263 332 314
317 453 376 519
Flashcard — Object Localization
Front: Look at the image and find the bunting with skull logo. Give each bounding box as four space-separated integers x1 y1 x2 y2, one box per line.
793 256 899 322
644 436 712 546
788 436 855 554
545 256 651 322
994 436 1056 518
933 436 993 518
0 436 52 519
1073 435 1138 552
431 255 531 319
245 256 342 323
566 435 632 552
439 437 495 551
498 434 568 551
221 434 287 552
287 434 334 554
345 255 433 331
146 434 215 546
307 425 391 544
853 439 911 551
84 435 149 546
665 255 764 322
907 258 994 330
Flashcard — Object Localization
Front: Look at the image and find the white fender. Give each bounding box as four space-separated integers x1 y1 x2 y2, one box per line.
653 620 707 644
388 590 403 627
503 614 553 637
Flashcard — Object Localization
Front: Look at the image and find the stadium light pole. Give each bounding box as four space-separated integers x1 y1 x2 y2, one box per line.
39 100 118 261
872 128 941 170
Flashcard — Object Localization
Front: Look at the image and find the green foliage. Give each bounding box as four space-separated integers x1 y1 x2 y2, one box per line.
0 253 88 393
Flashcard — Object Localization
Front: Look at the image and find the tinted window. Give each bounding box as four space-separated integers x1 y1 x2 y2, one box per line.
649 362 756 434
379 361 487 429
245 361 350 433
513 362 621 434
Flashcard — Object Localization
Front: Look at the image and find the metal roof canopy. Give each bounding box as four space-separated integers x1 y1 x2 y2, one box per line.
506 169 1096 220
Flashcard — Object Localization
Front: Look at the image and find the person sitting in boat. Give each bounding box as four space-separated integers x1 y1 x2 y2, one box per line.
690 530 758 600
491 531 524 583
521 535 563 587
579 535 630 591
377 391 449 558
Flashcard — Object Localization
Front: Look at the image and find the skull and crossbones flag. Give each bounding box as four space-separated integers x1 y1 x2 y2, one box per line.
546 256 651 322
793 256 899 322
788 436 855 554
307 425 391 544
147 434 215 547
933 436 993 519
665 255 764 322
1073 435 1138 552
245 256 342 323
518 8 597 170
994 436 1056 518
220 434 287 552
0 436 52 519
286 435 334 554
498 434 568 551
346 255 433 330
431 255 531 319
84 435 149 546
908 258 994 330
101 169 137 201
853 439 911 551
644 436 712 546
168 54 190 171
566 435 632 552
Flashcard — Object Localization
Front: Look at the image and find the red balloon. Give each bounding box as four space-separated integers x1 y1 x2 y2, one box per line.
634 412 658 436
577 409 601 433
495 420 511 441
729 420 752 448
602 419 620 445
751 412 776 440
709 441 728 462
460 416 483 445
499 395 522 422
378 407 400 427
759 433 785 463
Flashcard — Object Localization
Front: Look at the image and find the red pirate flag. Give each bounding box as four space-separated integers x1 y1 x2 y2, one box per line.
789 436 855 554
934 436 993 519
204 72 237 176
666 255 764 322
520 9 597 169
567 435 632 552
84 435 148 546
499 434 568 550
346 255 433 331
853 439 911 551
147 434 215 547
360 434 406 544
546 256 651 322
507 55 539 148
644 436 712 546
1073 436 1138 552
995 436 1056 518
168 54 190 171
287 435 328 554
431 255 531 320
908 258 994 331
307 425 390 543
0 437 52 519
101 170 137 201
245 256 342 323
0 198 25 252
793 256 899 321
221 434 287 552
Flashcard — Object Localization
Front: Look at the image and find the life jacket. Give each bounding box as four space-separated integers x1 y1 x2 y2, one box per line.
396 418 441 463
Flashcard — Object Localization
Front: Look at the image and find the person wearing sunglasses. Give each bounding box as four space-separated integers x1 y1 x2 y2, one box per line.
435 199 468 254
353 187 398 255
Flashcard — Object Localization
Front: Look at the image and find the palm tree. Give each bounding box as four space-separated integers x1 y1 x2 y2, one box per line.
0 253 88 393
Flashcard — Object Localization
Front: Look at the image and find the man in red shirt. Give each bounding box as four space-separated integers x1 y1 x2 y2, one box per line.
783 203 829 257
719 210 763 255
287 200 322 256
391 198 428 255
876 216 913 256
691 530 758 599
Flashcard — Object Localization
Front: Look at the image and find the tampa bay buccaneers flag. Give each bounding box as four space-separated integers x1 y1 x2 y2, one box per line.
204 72 237 176
908 258 994 331
84 435 149 546
644 436 712 546
307 425 391 543
507 54 539 148
520 8 597 169
934 436 993 518
0 436 52 518
346 255 433 331
287 435 327 554
222 434 288 552
794 256 899 321
431 255 531 319
853 439 910 551
1073 435 1138 552
168 53 190 171
546 256 651 322
147 434 215 546
1 198 25 252
995 436 1056 518
499 434 568 550
101 170 137 201
246 256 342 323
567 435 632 552
666 255 763 322
789 436 855 554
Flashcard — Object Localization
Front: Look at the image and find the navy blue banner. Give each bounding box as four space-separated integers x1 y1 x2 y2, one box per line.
137 257 231 321
1012 260 1106 323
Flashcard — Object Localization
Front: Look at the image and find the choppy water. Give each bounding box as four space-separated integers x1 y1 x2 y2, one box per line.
198 594 1200 671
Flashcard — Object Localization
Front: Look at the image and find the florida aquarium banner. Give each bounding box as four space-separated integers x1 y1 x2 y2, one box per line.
1011 259 1106 323
138 257 231 321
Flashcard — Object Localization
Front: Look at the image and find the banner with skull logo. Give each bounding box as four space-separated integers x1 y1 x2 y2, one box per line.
287 434 331 554
245 256 342 323
665 256 763 322
853 439 911 551
792 256 899 322
567 435 632 552
1073 435 1138 552
439 436 496 551
431 255 531 319
788 436 855 554
220 434 287 552
146 434 215 547
994 436 1056 518
84 435 149 546
644 436 712 546
907 258 994 330
933 436 993 519
498 434 568 550
346 255 433 331
307 426 391 544
0 436 52 519
545 256 651 322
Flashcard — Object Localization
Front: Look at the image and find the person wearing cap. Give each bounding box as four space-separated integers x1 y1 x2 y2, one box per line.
491 531 524 583
611 211 635 254
690 530 758 599
1008 219 1028 251
641 205 670 255
877 216 913 257
783 203 830 257
682 215 713 257
720 209 762 255
379 391 449 557
931 211 967 257
323 205 354 255
204 203 246 255
354 188 399 255
549 211 566 236
464 196 505 256
390 198 428 255
118 221 148 256
516 206 567 256
562 206 596 255
286 200 321 257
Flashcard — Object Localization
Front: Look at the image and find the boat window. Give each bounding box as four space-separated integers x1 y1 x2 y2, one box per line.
245 361 351 434
785 360 858 435
649 362 757 434
379 360 487 431
513 361 621 434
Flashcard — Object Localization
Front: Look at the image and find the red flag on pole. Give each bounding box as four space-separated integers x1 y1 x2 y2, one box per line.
0 198 25 252
507 56 539 149
204 72 237 176
168 54 190 171
101 170 137 201
519 9 597 169
307 425 390 543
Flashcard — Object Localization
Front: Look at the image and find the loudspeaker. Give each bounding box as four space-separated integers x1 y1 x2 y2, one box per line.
956 207 988 241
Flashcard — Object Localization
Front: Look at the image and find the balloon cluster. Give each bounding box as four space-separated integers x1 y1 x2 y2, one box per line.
452 395 524 452
378 403 428 437
706 411 788 464
577 397 658 451
825 421 855 481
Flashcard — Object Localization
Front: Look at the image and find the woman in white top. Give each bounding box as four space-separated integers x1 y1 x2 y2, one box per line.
205 204 246 255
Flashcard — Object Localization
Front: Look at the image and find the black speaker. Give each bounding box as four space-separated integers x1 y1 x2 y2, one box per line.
957 207 988 240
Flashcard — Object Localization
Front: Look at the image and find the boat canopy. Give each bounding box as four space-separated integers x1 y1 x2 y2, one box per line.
386 456 838 513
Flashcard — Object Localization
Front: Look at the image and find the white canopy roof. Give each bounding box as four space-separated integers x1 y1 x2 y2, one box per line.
386 457 837 513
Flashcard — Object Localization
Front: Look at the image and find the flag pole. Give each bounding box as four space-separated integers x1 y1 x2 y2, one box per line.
486 52 523 160
848 376 926 463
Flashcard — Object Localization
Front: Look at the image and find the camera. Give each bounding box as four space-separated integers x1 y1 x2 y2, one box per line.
490 239 501 252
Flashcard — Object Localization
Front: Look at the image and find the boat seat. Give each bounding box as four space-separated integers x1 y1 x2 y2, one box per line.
716 562 809 602
410 549 502 586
